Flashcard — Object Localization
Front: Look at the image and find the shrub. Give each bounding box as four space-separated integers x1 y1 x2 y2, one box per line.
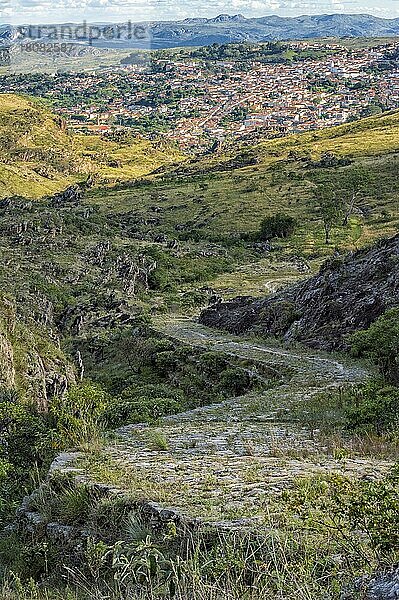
285 466 399 556
344 380 399 432
0 388 50 473
350 308 399 384
199 351 229 374
105 394 183 428
49 383 110 448
218 368 251 396
258 213 297 240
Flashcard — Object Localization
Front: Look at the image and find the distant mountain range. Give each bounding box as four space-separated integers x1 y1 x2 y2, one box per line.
149 14 399 48
2 14 399 49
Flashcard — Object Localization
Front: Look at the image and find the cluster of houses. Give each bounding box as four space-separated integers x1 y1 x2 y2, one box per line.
3 40 399 150
157 43 399 148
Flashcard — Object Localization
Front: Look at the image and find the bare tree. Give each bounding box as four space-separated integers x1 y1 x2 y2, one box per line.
339 167 373 226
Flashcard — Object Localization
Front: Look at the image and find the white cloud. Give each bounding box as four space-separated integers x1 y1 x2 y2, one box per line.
4 0 399 25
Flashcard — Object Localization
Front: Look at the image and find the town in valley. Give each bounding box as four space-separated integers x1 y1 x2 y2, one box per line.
1 39 399 151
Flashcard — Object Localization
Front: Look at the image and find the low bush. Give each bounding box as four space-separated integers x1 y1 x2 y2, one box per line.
344 380 399 432
0 387 54 521
284 465 399 557
218 368 252 396
258 213 297 240
105 389 184 428
350 308 399 384
0 388 51 473
48 383 110 449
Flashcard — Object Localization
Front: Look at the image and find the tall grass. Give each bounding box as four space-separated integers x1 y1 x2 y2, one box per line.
0 527 372 600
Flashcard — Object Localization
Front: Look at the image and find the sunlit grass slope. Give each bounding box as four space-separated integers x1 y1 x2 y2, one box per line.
89 110 399 257
0 94 184 199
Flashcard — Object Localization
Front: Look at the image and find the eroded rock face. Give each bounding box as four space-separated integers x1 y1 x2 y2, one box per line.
343 567 399 600
0 296 16 389
0 293 75 408
200 234 399 350
0 331 15 388
365 569 399 600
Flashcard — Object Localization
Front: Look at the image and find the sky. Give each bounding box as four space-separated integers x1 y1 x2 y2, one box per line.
1 0 399 26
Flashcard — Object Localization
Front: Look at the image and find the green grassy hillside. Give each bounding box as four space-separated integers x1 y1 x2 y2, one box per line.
0 97 398 600
87 109 399 267
1 94 397 303
258 109 399 161
0 94 184 199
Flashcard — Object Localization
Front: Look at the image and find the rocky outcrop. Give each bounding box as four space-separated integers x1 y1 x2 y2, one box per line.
49 185 83 207
200 234 399 350
0 295 16 389
364 568 399 600
343 567 399 600
0 292 75 408
0 332 15 389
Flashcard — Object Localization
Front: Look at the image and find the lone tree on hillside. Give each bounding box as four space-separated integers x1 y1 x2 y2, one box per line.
314 182 344 245
339 166 373 226
258 213 297 241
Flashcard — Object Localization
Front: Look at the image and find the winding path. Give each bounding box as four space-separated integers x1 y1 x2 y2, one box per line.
86 317 392 528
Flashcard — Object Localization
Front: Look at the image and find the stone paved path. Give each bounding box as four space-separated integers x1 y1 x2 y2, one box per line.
89 318 392 526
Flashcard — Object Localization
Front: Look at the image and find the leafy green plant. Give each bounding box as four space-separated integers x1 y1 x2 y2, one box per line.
0 388 51 471
284 466 399 559
49 383 109 450
0 388 53 521
146 430 169 452
350 308 399 384
344 380 399 432
258 213 297 240
218 368 252 396
105 394 183 428
0 533 53 581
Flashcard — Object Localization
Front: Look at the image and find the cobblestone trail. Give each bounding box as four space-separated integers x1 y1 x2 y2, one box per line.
89 318 391 525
